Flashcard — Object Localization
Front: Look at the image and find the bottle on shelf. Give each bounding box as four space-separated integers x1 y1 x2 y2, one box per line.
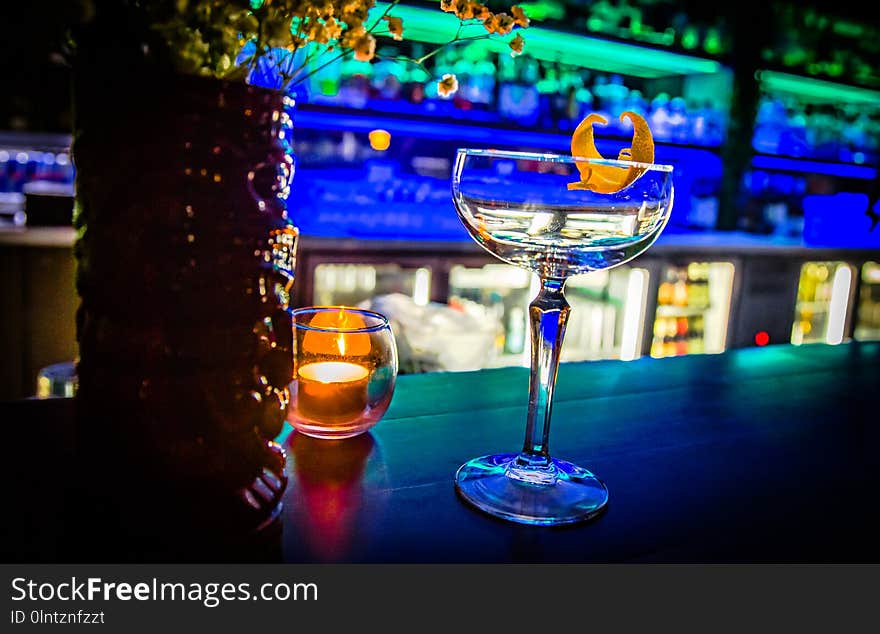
664 317 678 357
855 263 880 340
452 54 475 111
753 96 785 155
468 55 497 111
668 96 689 143
649 93 673 141
703 99 726 146
690 315 706 354
792 262 841 344
657 268 676 307
672 267 689 307
497 54 540 127
554 64 585 130
623 88 649 119
675 316 690 356
686 262 711 309
537 65 561 130
594 74 629 121
336 57 372 109
779 103 809 157
652 262 716 358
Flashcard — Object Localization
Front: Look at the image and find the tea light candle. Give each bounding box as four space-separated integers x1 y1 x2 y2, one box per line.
296 361 370 424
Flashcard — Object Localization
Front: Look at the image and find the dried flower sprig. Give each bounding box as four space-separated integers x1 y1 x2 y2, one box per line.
437 73 459 98
147 0 528 97
368 1 531 97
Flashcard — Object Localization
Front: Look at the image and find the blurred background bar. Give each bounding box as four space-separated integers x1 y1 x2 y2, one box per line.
1 0 879 397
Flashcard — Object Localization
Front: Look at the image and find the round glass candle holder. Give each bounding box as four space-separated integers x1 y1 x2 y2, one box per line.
288 307 398 440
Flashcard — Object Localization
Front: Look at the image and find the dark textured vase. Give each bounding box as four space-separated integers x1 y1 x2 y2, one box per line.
71 71 298 557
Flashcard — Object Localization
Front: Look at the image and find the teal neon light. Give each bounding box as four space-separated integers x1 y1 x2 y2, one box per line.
757 70 880 106
369 3 721 78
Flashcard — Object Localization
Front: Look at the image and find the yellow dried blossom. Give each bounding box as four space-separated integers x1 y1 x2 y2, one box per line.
313 0 335 18
460 1 478 20
510 6 530 28
340 0 373 26
340 25 365 47
341 0 367 13
307 22 329 45
286 31 309 50
383 16 404 41
144 0 527 90
438 73 459 98
342 26 376 62
508 32 525 56
341 0 375 19
355 35 376 61
471 2 491 20
323 17 342 41
483 12 516 36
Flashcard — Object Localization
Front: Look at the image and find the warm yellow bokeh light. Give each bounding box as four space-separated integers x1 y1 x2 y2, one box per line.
369 129 391 151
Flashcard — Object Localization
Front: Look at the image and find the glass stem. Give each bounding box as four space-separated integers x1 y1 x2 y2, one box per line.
517 277 570 470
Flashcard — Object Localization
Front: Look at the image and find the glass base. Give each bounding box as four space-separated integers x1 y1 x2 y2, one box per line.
454 453 609 526
289 419 373 440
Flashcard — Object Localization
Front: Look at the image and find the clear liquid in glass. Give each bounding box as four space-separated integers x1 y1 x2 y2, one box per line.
454 194 670 278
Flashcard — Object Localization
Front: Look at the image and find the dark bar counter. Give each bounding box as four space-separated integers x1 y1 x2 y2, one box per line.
4 342 878 563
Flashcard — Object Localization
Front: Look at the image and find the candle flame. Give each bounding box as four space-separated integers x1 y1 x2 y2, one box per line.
303 307 371 357
337 307 347 356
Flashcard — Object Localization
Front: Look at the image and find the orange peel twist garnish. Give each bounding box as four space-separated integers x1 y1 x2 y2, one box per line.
568 111 655 194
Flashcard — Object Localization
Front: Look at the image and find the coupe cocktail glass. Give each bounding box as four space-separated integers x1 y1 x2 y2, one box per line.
452 149 674 525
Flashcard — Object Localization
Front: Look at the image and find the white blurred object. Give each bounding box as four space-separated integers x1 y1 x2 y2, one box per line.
360 293 500 372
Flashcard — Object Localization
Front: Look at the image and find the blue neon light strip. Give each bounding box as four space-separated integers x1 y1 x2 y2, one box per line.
751 155 877 180
295 108 567 148
294 108 718 165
